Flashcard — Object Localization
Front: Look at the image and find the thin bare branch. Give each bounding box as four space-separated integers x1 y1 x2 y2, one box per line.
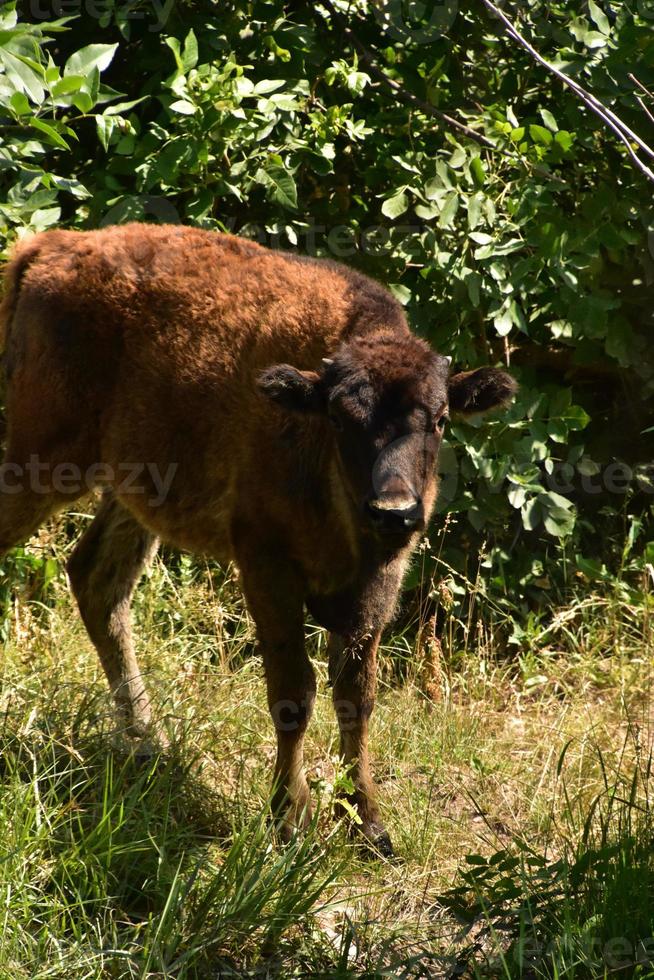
481 0 654 184
635 94 654 127
628 74 654 125
629 73 654 102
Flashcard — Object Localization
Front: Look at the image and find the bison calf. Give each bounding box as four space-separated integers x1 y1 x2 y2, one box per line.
0 224 515 854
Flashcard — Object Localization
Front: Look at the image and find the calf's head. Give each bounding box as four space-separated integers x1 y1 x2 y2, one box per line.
259 332 516 543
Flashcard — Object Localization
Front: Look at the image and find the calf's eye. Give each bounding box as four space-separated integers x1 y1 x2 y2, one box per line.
436 415 448 431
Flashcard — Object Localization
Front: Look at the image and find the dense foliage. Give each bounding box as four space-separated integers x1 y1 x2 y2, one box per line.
1 0 653 626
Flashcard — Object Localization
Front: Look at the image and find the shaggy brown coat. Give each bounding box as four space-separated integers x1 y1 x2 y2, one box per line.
0 224 515 853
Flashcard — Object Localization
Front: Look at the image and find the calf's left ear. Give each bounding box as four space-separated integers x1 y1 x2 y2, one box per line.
448 367 517 415
257 364 325 413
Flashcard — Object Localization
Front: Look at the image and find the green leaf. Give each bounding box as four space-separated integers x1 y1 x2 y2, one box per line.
257 165 298 210
181 29 198 71
414 202 439 219
582 30 609 48
468 192 483 230
96 114 115 151
1 49 45 103
102 97 147 116
470 156 486 188
50 175 91 199
165 37 184 74
549 388 572 416
30 206 61 229
424 176 443 201
389 283 412 305
547 420 568 443
253 79 286 95
539 108 559 132
346 70 370 95
509 486 527 509
545 492 574 511
588 0 610 34
169 99 196 115
51 74 85 98
543 502 576 537
9 90 30 116
464 271 481 307
30 117 70 149
494 309 513 337
555 130 574 152
64 43 118 77
530 124 553 146
116 134 135 155
575 556 609 580
577 457 600 477
564 405 591 431
448 145 467 169
522 498 543 531
381 191 409 219
72 91 94 113
438 191 459 228
234 76 254 97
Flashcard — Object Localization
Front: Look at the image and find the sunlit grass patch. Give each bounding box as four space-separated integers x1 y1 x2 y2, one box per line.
0 696 345 978
1 529 653 977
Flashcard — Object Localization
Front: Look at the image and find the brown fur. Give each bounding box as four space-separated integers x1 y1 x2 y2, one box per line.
0 224 516 853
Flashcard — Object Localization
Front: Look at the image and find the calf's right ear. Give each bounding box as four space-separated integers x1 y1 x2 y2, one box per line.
257 364 325 413
448 367 517 415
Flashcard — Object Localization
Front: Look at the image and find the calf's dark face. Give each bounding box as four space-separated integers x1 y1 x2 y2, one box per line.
322 356 449 541
258 344 516 543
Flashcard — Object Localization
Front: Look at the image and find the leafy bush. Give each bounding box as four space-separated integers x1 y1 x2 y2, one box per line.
1 0 653 625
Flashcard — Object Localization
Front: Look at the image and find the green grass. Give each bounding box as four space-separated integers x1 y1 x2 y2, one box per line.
1 517 654 978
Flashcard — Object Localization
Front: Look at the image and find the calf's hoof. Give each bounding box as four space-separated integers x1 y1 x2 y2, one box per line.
127 729 171 772
359 819 394 859
272 789 313 844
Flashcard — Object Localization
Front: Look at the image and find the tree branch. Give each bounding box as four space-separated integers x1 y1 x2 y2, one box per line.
481 0 654 184
628 74 654 127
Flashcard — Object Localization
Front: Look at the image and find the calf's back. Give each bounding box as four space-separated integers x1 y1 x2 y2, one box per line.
0 223 408 556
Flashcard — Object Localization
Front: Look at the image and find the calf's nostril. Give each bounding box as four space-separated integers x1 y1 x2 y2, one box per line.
366 496 424 531
399 502 424 529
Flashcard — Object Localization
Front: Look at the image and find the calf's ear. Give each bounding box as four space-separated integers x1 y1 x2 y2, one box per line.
257 364 325 413
448 367 517 415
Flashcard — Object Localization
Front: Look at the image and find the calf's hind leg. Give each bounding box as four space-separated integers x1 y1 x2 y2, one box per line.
67 493 160 739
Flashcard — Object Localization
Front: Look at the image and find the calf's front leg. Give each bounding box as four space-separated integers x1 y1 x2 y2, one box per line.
328 630 392 856
236 549 315 840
